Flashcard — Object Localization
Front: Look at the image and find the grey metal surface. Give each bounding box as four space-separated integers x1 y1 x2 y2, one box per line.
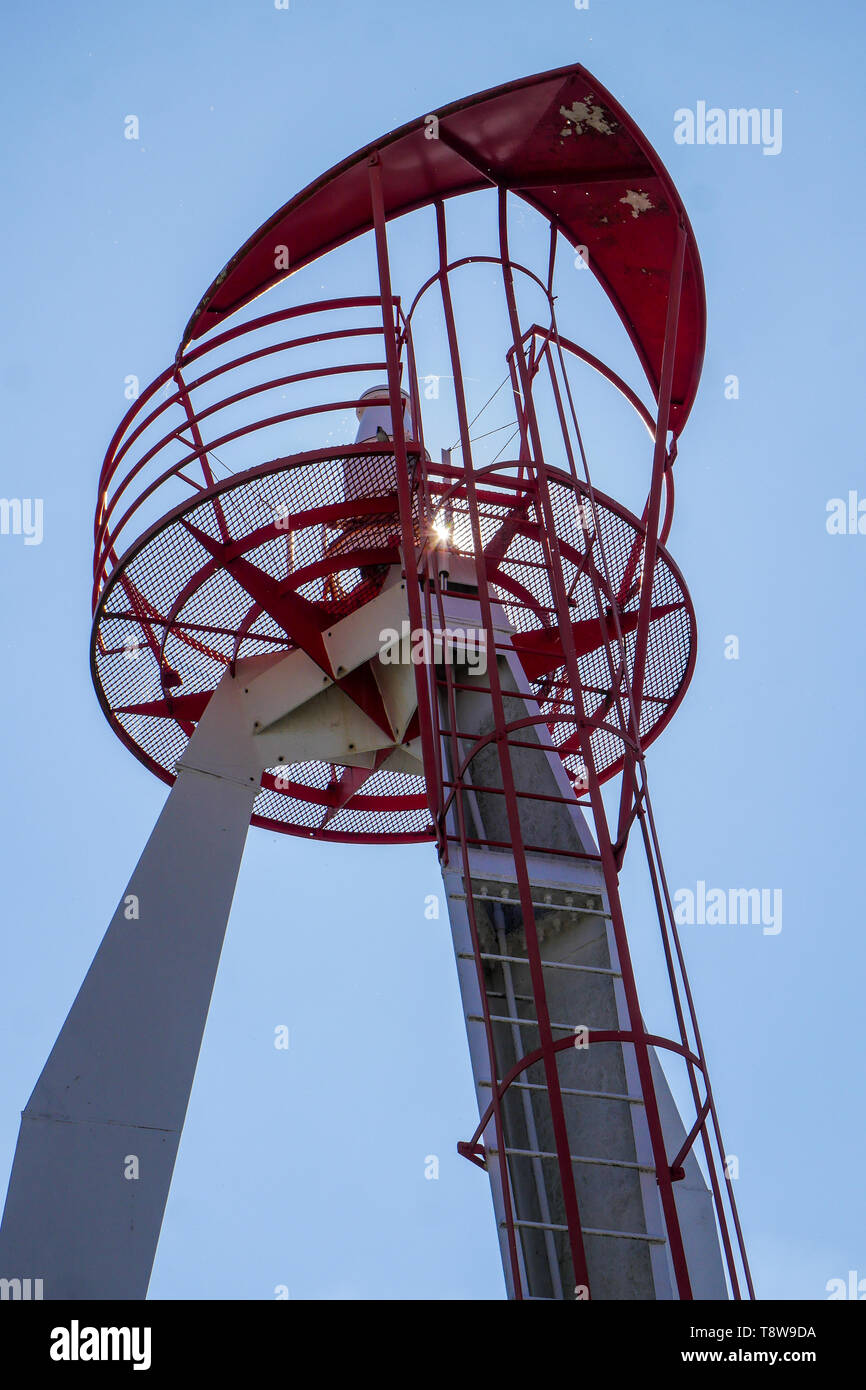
0 678 261 1298
439 593 727 1299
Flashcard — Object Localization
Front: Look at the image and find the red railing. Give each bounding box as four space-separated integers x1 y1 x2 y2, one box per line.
93 296 413 612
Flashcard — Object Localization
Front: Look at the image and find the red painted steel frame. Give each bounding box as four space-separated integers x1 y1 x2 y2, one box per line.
90 301 694 844
181 64 707 435
89 66 754 1299
360 190 752 1299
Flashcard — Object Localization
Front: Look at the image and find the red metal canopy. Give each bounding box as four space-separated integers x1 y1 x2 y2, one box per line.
182 63 705 432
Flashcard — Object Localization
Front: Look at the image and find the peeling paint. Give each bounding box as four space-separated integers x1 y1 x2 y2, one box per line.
619 188 653 219
559 98 615 138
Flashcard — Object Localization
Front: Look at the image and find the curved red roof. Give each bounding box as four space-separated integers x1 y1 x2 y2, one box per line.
182 63 705 432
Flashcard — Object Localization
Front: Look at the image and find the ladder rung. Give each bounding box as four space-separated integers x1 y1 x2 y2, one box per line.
502 1219 665 1245
504 1147 653 1173
453 894 610 920
468 1013 604 1032
505 1150 653 1173
458 951 619 977
480 1079 642 1104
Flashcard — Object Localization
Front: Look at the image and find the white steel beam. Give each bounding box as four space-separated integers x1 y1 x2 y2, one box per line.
0 668 264 1299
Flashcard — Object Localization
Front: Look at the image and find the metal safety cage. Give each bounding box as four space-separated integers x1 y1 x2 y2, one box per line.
367 179 751 1300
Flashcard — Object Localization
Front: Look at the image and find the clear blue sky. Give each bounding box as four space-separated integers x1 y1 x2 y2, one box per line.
0 0 863 1300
